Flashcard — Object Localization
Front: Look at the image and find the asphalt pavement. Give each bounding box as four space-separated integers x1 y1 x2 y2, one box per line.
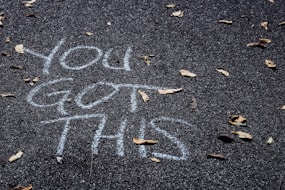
0 0 285 189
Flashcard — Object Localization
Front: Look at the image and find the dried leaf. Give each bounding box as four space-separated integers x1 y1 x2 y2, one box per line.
179 69 197 77
0 12 5 26
85 32 93 36
32 76 40 82
166 4 176 8
138 90 150 102
56 156 63 164
158 88 183 94
140 55 152 65
246 42 266 48
189 97 197 109
23 78 31 82
150 157 161 163
1 51 11 57
278 21 285 26
8 184 32 190
216 68 229 77
15 44 24 54
22 0 37 7
228 115 247 126
107 21 111 25
171 10 184 17
267 136 274 144
133 138 158 145
8 151 23 162
5 37 10 43
0 93 15 97
10 65 24 70
280 105 285 110
218 20 233 25
261 22 268 30
218 134 234 143
269 0 274 3
265 59 276 68
259 38 272 43
207 154 226 160
231 131 253 140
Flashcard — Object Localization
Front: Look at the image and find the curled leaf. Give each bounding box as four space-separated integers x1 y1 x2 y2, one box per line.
179 69 197 77
207 153 226 160
246 42 266 48
5 37 10 43
231 131 253 140
166 4 176 8
158 88 183 94
228 115 247 126
85 32 93 36
8 184 32 190
259 38 271 43
32 76 40 82
216 68 229 77
22 0 37 7
133 138 158 145
10 65 24 70
8 151 23 162
218 20 233 25
280 105 285 110
0 93 15 97
171 10 184 17
265 59 276 68
15 44 24 54
278 21 285 26
267 136 274 144
150 157 161 163
138 90 150 102
260 22 268 30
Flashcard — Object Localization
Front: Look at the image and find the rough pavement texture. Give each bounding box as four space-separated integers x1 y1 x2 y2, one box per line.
0 0 285 189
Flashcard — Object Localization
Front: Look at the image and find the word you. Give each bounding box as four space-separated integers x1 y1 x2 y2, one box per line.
24 38 194 161
24 38 132 75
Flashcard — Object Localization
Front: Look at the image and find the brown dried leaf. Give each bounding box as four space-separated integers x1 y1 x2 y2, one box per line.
150 157 161 163
32 76 40 82
8 184 32 190
179 69 197 77
15 44 24 54
171 10 184 17
0 93 15 97
278 21 285 26
5 37 10 43
158 88 183 94
1 51 11 57
267 136 274 144
22 0 37 7
265 59 276 68
218 134 234 143
133 138 158 145
138 90 150 102
218 20 233 25
140 55 152 65
231 131 253 140
207 154 226 160
228 115 247 126
246 42 266 48
259 38 272 43
166 4 176 8
0 12 5 26
216 68 229 77
85 32 93 36
261 22 268 30
8 151 23 162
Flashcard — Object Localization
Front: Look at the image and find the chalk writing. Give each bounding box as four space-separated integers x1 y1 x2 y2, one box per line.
41 114 191 160
24 38 132 75
24 38 195 161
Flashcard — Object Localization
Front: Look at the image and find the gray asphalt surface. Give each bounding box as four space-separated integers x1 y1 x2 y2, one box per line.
0 0 285 189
